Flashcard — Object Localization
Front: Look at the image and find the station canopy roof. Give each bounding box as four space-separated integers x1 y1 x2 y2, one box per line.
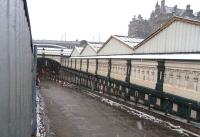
113 35 143 48
36 44 72 56
88 42 103 52
75 47 84 53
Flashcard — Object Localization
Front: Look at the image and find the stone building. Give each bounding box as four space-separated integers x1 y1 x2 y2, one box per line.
128 0 200 38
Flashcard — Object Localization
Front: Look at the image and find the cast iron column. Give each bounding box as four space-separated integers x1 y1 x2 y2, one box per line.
155 60 165 92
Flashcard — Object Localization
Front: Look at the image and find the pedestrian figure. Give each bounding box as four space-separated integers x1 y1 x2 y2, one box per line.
100 84 104 95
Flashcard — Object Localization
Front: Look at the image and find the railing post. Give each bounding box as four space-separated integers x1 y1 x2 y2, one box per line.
70 58 72 68
126 59 131 83
148 94 151 110
187 103 192 123
107 59 112 94
94 58 98 91
79 59 82 86
125 59 131 101
135 90 139 105
86 59 89 73
164 98 169 115
75 58 77 70
107 58 111 78
67 57 69 68
86 59 89 87
155 60 165 92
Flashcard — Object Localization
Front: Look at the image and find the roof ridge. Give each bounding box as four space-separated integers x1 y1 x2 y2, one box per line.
114 35 144 40
88 42 103 44
113 35 127 37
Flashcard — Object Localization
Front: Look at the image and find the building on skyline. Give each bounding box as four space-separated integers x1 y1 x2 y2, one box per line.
128 0 200 39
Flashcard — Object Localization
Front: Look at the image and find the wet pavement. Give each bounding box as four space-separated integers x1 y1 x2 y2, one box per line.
40 81 187 137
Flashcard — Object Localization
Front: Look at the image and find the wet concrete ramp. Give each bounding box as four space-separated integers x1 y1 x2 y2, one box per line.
41 81 187 137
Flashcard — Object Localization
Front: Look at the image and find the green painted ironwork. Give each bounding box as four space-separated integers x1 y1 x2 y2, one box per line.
155 60 165 92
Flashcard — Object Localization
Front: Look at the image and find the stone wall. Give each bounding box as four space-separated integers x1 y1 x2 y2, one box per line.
110 60 127 81
130 60 158 89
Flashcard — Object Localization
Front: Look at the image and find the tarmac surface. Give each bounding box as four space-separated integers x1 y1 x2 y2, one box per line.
40 81 188 137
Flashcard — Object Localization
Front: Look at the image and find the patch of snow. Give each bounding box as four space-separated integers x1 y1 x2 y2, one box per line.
136 121 143 130
36 89 50 137
83 90 194 137
61 83 200 137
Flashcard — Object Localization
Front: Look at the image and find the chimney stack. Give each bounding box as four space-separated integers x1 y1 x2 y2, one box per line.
186 4 190 10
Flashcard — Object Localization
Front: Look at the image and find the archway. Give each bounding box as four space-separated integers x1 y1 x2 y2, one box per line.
37 58 61 80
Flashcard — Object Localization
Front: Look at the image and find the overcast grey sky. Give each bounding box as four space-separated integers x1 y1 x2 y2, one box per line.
27 0 200 42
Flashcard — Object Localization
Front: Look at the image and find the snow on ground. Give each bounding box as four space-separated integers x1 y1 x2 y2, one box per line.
62 82 198 136
81 89 200 137
40 81 200 137
36 88 49 137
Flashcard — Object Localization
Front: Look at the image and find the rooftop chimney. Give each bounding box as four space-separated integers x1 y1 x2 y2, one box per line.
161 0 165 7
186 4 190 10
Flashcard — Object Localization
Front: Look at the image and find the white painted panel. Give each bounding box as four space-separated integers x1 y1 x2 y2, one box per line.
110 59 126 81
171 22 176 52
97 59 108 77
165 24 170 52
156 98 161 106
167 22 173 52
130 60 157 89
197 26 200 52
71 49 80 57
98 38 134 55
181 22 187 52
145 94 148 100
163 61 200 102
68 58 71 68
173 103 178 112
76 59 80 70
191 110 197 119
81 59 87 72
159 29 165 53
190 25 196 52
157 34 160 53
81 45 97 56
193 25 199 52
134 20 200 54
65 58 68 67
88 59 96 74
186 24 192 52
71 59 76 69
176 22 182 52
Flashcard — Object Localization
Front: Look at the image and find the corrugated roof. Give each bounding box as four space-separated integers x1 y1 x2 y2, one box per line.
35 44 67 49
80 42 103 55
75 47 83 53
113 35 143 48
34 40 81 49
37 47 72 56
88 42 103 52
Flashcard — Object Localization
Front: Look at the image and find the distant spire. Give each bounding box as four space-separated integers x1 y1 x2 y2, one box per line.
138 14 143 20
155 1 160 9
161 0 166 14
156 1 159 7
155 1 161 13
161 0 165 5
